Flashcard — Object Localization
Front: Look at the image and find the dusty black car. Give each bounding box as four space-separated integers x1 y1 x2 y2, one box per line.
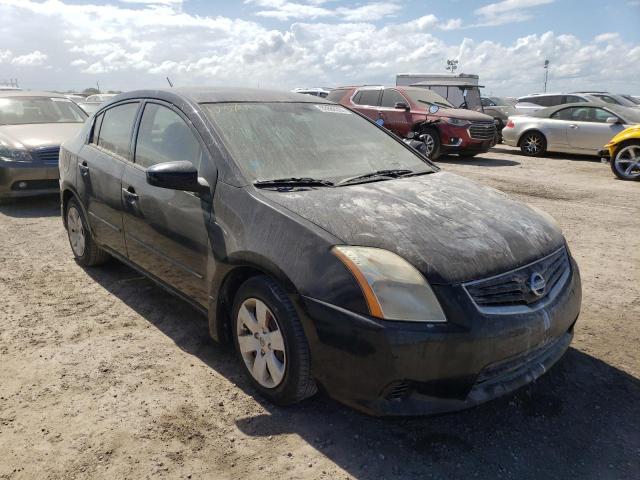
59 88 582 416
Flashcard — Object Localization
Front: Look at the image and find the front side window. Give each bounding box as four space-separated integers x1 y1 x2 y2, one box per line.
0 96 86 125
380 89 407 108
202 102 435 183
97 102 139 159
591 108 618 123
135 103 203 169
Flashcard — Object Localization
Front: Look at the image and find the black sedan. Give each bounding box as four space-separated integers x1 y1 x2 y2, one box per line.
59 88 582 416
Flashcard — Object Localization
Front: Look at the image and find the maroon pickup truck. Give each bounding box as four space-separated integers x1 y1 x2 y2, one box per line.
328 85 497 159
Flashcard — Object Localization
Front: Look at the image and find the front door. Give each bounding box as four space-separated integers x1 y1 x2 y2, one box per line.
566 107 626 152
121 101 211 306
77 102 140 255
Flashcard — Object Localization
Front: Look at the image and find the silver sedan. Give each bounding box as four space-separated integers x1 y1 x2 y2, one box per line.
502 102 640 156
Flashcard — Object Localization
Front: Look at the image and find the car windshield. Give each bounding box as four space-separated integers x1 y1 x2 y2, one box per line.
403 90 453 109
0 96 87 125
202 102 436 183
617 107 640 123
490 97 516 106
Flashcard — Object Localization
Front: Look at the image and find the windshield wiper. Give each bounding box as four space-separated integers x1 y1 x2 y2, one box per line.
254 177 334 189
337 169 419 186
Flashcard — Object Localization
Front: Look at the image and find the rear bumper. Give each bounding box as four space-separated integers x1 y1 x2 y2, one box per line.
0 162 59 198
299 256 581 416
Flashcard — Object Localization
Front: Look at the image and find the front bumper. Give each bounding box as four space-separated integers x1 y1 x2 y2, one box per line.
0 162 59 198
438 123 496 155
598 148 611 163
299 257 581 416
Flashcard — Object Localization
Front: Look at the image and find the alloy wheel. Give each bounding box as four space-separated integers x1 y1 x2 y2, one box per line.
236 297 286 388
67 206 86 257
522 134 542 154
423 133 435 156
614 145 640 180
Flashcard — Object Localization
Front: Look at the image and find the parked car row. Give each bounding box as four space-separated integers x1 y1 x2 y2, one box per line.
515 91 640 113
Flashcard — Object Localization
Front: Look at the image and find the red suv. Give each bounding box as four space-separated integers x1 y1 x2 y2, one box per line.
328 86 497 159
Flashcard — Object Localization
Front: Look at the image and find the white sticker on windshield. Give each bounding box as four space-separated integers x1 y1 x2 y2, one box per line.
51 97 72 102
314 104 351 114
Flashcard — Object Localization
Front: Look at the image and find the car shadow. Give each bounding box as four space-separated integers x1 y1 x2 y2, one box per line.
84 260 640 480
0 194 60 218
490 146 603 163
437 155 521 167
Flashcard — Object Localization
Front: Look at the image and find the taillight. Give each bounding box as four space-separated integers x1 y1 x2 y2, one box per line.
505 120 515 128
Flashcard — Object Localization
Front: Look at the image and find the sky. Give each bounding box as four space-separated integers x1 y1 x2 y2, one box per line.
0 0 639 96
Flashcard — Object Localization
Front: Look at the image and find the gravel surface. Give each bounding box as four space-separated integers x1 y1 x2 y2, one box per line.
0 145 638 479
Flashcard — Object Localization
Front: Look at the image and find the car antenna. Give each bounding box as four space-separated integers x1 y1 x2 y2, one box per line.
166 77 174 88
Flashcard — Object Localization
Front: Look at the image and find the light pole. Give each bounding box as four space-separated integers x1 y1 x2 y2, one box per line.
543 60 550 92
446 59 459 74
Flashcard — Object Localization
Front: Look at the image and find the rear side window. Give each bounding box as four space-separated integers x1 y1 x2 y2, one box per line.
326 89 348 102
355 89 381 106
97 103 139 159
550 108 576 120
134 103 203 169
564 95 586 104
380 89 407 108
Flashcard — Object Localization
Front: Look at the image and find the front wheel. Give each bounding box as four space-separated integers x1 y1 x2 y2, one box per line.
65 197 110 266
520 131 546 156
232 275 317 405
611 142 640 181
421 129 441 160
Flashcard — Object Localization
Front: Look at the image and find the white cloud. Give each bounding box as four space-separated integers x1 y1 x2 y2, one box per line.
247 0 401 21
475 0 554 26
10 50 48 66
0 0 637 96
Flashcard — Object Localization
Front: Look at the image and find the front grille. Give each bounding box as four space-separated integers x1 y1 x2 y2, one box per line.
464 247 570 308
31 146 60 165
382 381 412 400
476 334 565 385
468 122 497 140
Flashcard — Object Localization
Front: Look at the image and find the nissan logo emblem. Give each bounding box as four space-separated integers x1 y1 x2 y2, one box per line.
530 272 546 297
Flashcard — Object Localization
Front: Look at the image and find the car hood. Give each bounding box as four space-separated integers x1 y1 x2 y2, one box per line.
432 108 494 122
0 123 84 149
259 171 565 285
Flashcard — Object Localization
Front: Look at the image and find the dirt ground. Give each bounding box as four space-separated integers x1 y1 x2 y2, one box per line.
1 145 638 480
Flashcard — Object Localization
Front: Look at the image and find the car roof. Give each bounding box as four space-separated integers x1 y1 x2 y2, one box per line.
0 90 69 98
531 101 628 117
114 87 333 105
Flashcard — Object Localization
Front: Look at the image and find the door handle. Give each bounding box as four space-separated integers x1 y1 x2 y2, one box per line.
79 162 89 176
122 187 139 203
568 124 579 129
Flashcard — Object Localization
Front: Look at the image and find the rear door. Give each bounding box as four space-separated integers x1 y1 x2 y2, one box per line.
120 101 212 306
77 101 140 255
377 89 412 137
350 89 382 123
566 107 626 152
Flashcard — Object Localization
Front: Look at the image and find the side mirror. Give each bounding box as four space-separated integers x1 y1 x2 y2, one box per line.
606 117 620 124
146 160 208 193
394 102 410 111
428 104 440 114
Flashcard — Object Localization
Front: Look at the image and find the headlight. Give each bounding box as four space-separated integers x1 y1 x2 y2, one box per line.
332 246 446 322
0 145 33 162
443 117 470 127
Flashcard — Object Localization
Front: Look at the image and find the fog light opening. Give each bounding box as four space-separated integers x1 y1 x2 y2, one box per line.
17 181 28 190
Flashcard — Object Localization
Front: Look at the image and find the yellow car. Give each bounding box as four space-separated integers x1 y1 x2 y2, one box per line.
600 125 640 180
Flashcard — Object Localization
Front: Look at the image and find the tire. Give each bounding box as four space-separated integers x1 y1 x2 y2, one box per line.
65 197 110 266
611 141 640 181
519 131 547 156
420 128 441 160
232 275 317 405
